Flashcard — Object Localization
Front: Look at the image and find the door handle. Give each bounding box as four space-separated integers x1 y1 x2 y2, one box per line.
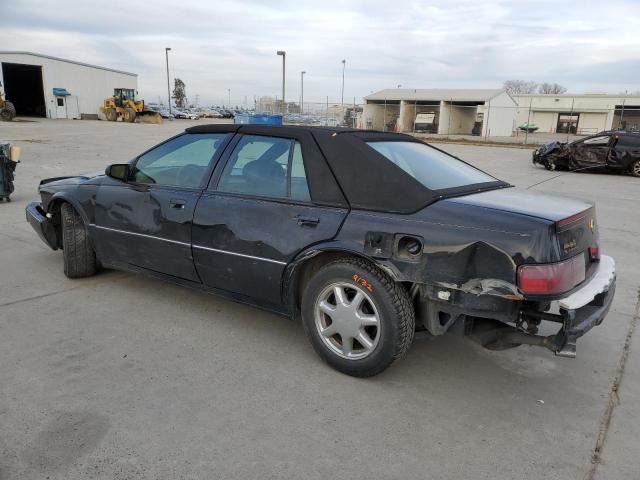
296 215 320 226
169 199 186 209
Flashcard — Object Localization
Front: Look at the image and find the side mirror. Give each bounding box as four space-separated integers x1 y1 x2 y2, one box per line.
105 163 130 182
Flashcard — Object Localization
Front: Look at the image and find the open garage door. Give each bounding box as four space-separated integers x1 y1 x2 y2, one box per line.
1 62 46 117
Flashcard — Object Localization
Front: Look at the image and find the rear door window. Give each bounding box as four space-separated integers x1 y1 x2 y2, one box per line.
217 135 311 201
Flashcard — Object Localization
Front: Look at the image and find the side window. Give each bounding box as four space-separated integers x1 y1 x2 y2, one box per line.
615 135 640 148
582 135 610 146
217 135 311 202
291 141 311 201
132 133 228 187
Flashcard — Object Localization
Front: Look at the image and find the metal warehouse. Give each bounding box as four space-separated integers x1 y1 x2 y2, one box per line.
362 89 517 136
513 94 640 135
0 51 137 120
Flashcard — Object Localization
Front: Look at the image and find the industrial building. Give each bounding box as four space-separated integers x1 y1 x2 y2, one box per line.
0 51 137 119
363 88 640 137
513 94 640 134
361 89 517 136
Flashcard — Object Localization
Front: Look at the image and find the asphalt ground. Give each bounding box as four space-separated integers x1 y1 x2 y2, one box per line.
1 118 638 479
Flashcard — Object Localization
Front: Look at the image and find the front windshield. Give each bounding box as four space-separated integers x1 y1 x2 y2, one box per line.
367 141 498 190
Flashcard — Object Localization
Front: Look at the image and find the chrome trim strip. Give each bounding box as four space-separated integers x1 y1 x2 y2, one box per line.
91 224 191 247
192 244 287 265
91 224 287 265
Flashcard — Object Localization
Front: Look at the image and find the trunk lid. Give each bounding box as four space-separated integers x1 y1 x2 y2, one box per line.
447 187 599 262
447 188 591 222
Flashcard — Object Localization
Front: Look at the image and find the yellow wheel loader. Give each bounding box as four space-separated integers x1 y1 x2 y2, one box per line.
0 82 16 121
100 88 161 124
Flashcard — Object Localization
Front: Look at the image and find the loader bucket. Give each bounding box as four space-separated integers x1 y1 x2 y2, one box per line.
137 111 163 124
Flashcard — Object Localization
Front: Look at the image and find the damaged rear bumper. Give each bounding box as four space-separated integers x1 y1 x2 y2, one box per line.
490 255 616 357
417 255 616 358
551 255 616 357
26 201 58 250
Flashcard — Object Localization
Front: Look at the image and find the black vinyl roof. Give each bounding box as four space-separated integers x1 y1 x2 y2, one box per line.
184 124 504 213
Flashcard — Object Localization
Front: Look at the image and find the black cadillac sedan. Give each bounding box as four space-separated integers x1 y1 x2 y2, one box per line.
26 125 616 377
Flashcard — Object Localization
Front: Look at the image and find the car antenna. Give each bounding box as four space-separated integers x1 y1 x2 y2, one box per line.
526 164 606 190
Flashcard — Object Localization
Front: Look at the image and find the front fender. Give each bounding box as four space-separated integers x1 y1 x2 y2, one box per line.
47 190 93 226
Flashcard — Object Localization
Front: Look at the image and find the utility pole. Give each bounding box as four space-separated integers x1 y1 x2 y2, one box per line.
277 51 286 115
227 89 231 107
165 47 172 115
301 70 306 115
341 59 346 109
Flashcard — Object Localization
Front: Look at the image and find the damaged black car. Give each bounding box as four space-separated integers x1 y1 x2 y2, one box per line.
26 125 616 377
533 130 640 177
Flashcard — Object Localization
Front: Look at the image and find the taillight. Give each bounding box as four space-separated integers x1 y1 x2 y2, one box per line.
557 210 587 227
518 254 586 295
589 246 600 261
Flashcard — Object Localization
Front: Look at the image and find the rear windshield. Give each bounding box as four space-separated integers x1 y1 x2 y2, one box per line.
367 141 497 190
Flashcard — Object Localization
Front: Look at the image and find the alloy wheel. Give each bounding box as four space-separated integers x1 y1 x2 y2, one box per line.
314 282 380 360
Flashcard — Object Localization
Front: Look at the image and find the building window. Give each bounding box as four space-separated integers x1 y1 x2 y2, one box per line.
557 113 579 134
56 98 64 107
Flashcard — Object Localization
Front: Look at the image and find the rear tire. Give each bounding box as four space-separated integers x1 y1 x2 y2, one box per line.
301 258 415 377
630 159 640 178
0 101 16 121
61 203 97 278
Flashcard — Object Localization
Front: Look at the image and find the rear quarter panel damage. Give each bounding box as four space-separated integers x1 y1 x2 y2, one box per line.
333 199 558 299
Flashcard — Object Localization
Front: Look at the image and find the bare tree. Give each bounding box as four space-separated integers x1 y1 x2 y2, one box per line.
538 82 567 94
503 79 538 95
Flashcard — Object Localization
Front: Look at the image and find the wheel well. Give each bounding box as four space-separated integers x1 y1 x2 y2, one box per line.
47 198 67 248
289 250 403 318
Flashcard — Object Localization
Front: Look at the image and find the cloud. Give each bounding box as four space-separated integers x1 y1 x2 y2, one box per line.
3 0 640 105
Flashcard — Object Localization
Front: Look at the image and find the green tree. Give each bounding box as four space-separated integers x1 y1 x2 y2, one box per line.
172 78 186 108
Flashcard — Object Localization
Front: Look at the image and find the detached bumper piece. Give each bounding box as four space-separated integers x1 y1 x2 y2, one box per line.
26 201 58 250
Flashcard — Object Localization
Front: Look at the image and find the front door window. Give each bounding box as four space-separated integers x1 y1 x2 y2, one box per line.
131 133 228 188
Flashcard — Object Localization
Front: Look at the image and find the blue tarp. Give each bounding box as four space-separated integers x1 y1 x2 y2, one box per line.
234 114 282 125
52 88 71 96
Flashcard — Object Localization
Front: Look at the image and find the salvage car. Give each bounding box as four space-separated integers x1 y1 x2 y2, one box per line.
26 125 616 377
533 130 640 177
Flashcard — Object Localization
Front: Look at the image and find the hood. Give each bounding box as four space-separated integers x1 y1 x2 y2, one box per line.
535 141 565 156
39 171 104 187
445 187 592 222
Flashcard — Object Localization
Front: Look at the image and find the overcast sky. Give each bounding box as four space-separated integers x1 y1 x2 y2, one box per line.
3 0 640 106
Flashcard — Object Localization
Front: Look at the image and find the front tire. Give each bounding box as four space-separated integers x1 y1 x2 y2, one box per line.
0 101 16 121
61 203 97 278
122 107 136 123
301 258 415 377
630 159 640 178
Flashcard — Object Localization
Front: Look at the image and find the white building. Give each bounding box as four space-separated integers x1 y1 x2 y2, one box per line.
362 89 517 137
513 94 640 135
0 51 138 120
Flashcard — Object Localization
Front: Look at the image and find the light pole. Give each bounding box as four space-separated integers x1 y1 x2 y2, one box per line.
341 59 346 109
300 70 306 115
277 50 286 115
227 88 231 107
165 47 171 116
